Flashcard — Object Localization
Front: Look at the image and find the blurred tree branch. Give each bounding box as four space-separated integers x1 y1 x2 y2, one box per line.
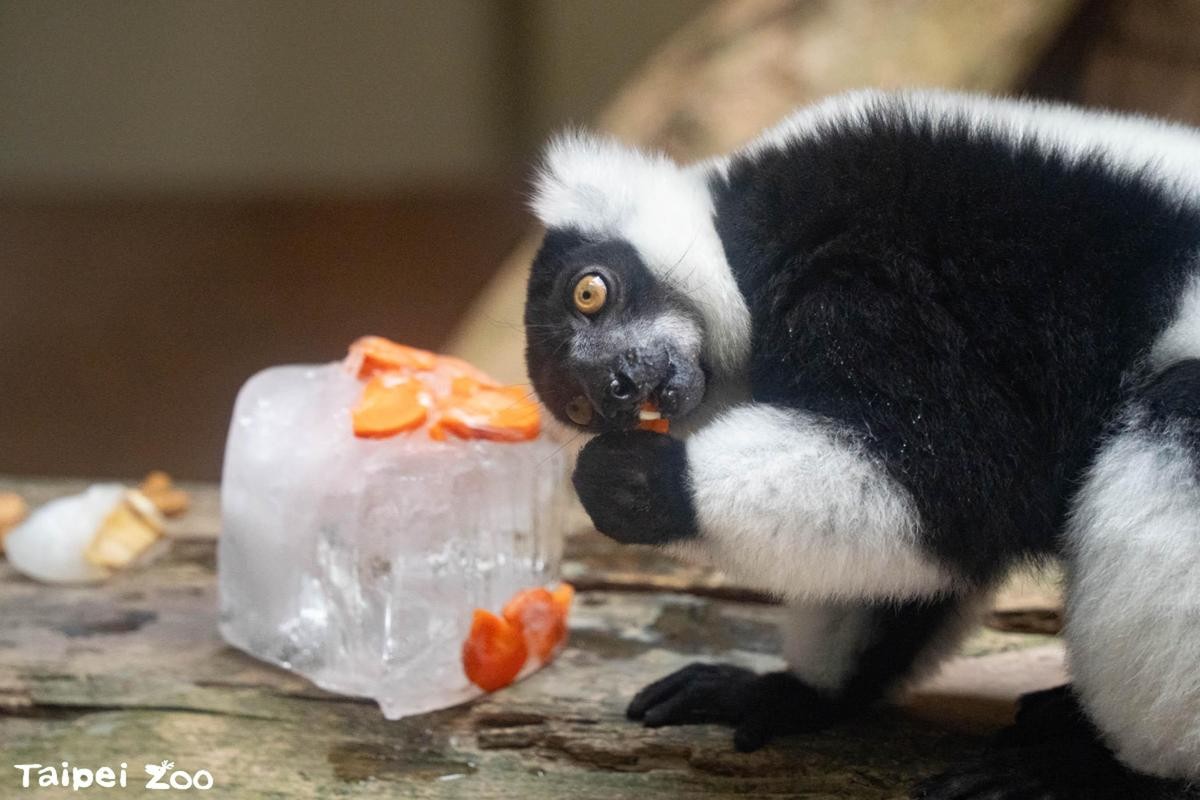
447 0 1081 382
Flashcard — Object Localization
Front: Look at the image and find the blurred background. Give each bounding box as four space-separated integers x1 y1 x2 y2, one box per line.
4 0 1200 481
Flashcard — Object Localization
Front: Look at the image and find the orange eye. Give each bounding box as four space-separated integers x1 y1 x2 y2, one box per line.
573 274 608 315
565 395 593 426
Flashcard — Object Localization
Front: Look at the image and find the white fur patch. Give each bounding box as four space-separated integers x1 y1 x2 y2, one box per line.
782 601 875 692
681 404 954 601
782 595 985 695
1151 266 1200 371
532 133 751 381
1065 426 1200 781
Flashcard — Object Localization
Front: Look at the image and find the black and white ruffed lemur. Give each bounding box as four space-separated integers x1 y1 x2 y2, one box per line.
522 90 1200 799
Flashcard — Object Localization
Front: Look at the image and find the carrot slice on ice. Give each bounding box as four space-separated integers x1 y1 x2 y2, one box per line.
438 355 501 388
503 587 568 662
352 376 428 438
437 385 540 442
349 336 437 377
462 609 528 691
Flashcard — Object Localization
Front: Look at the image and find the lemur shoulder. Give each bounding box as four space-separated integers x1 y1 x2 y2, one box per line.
522 89 1200 799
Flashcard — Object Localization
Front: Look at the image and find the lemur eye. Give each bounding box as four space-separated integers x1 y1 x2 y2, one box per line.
565 395 593 426
573 274 608 315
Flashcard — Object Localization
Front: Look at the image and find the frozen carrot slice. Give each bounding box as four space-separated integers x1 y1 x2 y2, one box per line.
352 376 428 438
503 587 568 662
438 355 501 388
551 582 575 616
437 385 540 442
349 336 437 377
462 609 528 692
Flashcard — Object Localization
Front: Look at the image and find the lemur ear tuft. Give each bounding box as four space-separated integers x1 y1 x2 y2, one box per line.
531 132 679 232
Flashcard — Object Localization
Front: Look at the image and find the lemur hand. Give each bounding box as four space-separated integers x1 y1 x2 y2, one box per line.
572 430 698 546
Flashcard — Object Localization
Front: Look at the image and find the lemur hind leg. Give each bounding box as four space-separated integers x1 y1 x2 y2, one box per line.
918 361 1200 800
915 685 1194 800
628 595 981 752
1064 361 1200 786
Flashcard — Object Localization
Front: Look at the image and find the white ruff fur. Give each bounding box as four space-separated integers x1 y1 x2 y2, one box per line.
532 133 750 381
1066 426 1200 781
679 404 953 602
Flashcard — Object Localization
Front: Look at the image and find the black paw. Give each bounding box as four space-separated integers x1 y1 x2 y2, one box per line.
573 430 697 545
996 685 1089 748
913 722 1176 800
626 663 837 752
913 752 1065 800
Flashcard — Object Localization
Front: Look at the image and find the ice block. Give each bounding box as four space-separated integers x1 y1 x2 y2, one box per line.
218 339 571 719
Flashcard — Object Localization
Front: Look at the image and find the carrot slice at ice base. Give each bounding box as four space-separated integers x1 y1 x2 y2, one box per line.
437 385 540 442
551 582 575 615
462 609 528 692
461 583 574 692
351 376 428 438
348 336 438 377
502 586 569 662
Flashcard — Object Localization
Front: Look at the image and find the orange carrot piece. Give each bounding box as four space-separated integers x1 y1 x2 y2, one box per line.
351 376 428 438
462 609 528 692
638 417 670 434
637 401 669 434
436 385 540 442
438 355 501 388
502 588 568 662
551 582 575 616
349 336 437 377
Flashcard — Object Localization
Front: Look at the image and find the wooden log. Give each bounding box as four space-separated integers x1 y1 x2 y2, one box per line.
446 0 1082 382
0 478 1065 798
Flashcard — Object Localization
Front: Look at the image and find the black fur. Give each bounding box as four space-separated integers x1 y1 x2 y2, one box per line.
572 430 697 545
710 105 1200 582
1137 358 1200 459
915 686 1200 800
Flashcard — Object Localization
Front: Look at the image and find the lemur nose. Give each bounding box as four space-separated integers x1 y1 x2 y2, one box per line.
609 371 637 400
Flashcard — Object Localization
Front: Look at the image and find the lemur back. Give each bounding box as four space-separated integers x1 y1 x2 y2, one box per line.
708 91 1200 580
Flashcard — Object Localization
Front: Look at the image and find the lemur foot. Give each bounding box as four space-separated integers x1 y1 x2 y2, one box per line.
914 685 1193 800
626 662 837 752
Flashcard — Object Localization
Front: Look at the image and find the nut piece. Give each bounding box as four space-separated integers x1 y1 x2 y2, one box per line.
84 490 166 570
138 471 190 517
0 492 29 553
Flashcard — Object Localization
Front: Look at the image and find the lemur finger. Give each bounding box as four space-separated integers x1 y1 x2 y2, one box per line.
626 662 752 720
640 679 740 727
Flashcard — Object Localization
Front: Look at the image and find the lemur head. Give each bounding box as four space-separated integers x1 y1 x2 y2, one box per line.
524 134 751 432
